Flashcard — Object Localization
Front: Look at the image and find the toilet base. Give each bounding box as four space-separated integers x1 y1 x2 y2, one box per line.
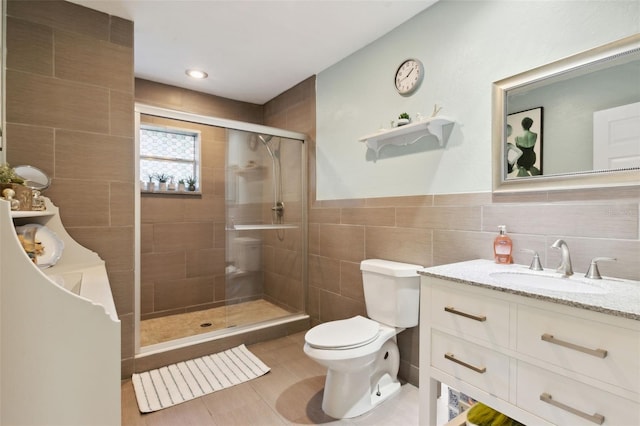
321 339 401 419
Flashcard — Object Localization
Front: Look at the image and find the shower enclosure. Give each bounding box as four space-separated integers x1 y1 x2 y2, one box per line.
134 104 307 357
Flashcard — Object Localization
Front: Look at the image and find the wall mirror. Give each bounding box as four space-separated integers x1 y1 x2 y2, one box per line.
492 34 640 193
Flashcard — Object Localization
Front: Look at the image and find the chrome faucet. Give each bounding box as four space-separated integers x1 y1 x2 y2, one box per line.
551 239 573 276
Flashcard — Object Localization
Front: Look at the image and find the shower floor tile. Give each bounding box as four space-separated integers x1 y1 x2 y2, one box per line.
140 299 292 346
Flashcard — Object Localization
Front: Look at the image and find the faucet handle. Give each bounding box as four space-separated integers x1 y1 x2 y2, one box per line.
521 249 543 271
585 257 617 280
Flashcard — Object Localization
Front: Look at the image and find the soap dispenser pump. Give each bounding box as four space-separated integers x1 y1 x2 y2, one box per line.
494 225 513 264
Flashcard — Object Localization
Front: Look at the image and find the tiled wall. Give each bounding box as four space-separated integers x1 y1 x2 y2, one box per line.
4 0 136 376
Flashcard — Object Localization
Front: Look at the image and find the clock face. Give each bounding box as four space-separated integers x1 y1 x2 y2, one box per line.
395 59 424 96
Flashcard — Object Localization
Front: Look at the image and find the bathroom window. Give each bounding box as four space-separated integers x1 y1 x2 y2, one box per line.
139 125 201 191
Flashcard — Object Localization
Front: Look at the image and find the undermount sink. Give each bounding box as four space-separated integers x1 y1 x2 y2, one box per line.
489 271 611 294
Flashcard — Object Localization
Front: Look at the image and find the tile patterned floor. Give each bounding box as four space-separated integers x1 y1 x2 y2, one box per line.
140 299 293 346
122 331 420 425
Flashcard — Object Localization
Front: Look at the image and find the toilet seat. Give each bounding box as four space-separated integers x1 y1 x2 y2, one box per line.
305 316 380 350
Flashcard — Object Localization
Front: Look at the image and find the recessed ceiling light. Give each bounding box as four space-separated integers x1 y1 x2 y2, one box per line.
185 69 208 79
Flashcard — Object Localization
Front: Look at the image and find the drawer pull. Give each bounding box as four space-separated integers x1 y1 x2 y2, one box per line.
541 333 608 358
444 352 486 374
540 393 605 424
444 306 486 322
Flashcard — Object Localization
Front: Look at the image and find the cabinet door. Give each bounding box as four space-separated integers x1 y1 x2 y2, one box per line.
431 284 510 348
431 330 510 401
517 305 640 393
517 361 639 426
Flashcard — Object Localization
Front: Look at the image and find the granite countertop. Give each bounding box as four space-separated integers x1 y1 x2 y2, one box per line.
419 259 640 321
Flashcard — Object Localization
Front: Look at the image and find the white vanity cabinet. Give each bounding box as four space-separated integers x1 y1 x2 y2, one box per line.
420 275 640 426
0 198 120 425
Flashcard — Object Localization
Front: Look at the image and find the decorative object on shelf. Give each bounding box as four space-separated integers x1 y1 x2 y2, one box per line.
14 165 51 211
15 223 64 268
397 112 411 126
0 163 33 211
168 177 176 191
186 176 197 191
394 58 424 96
2 188 21 210
177 179 186 192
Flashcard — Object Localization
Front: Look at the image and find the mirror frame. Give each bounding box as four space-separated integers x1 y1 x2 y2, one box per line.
492 34 640 193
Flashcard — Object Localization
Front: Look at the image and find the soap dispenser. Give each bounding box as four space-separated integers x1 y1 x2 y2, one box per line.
494 225 513 264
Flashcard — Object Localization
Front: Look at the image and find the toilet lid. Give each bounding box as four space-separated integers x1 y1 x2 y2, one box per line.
305 316 380 349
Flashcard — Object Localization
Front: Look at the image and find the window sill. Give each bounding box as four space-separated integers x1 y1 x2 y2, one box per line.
141 190 201 196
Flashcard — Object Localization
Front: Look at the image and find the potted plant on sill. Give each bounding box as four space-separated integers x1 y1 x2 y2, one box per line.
177 178 186 192
186 176 197 192
155 173 171 191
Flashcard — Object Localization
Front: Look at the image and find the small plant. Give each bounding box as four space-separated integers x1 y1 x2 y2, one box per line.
177 178 185 185
155 173 171 183
186 176 197 191
398 112 410 120
0 163 24 184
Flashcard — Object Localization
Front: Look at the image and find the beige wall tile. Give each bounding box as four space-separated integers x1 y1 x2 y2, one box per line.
365 226 431 266
46 179 110 227
318 224 365 262
141 196 185 224
5 124 55 175
110 182 135 227
109 15 133 47
55 130 134 181
483 203 638 239
6 16 53 76
309 207 340 224
68 226 134 272
186 247 225 278
110 90 135 138
396 206 482 230
141 251 186 283
319 289 365 322
308 254 340 293
7 70 110 133
153 222 214 253
340 261 364 301
155 276 215 311
55 29 133 91
7 0 110 40
341 207 396 226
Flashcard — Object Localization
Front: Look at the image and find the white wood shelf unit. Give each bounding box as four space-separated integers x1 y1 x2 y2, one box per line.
0 197 120 425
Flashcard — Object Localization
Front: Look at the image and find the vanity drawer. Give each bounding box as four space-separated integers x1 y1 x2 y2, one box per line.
517 305 640 394
431 284 510 347
431 330 510 401
517 361 639 426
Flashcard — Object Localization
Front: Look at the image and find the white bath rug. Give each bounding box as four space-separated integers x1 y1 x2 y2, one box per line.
132 344 270 413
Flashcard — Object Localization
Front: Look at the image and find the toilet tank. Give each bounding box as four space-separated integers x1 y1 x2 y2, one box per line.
360 259 423 328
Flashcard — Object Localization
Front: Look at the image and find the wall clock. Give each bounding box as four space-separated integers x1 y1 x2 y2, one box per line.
394 58 424 96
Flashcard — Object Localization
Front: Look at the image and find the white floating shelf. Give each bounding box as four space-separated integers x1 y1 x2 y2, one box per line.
358 116 455 156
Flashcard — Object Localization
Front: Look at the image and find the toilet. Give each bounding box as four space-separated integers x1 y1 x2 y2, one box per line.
303 259 423 419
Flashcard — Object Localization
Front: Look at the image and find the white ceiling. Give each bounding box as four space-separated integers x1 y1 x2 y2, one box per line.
68 0 438 104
